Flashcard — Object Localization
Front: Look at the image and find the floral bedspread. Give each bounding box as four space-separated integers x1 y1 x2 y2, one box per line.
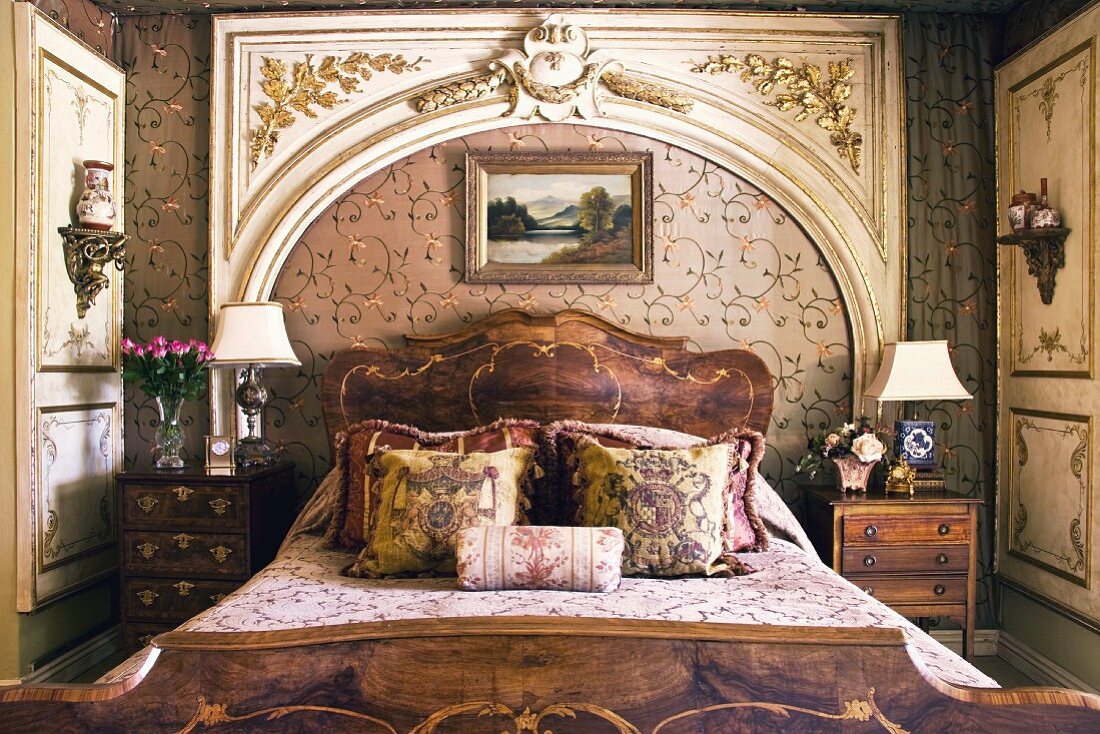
100 474 995 689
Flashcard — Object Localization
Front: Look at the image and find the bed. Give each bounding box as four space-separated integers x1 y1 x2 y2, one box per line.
3 309 1100 732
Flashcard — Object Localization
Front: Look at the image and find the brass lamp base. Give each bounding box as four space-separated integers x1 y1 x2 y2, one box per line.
884 457 916 495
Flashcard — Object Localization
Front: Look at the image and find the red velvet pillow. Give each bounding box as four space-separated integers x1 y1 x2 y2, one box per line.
542 420 768 552
325 418 541 549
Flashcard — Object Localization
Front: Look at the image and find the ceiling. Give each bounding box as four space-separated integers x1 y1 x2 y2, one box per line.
94 0 1025 16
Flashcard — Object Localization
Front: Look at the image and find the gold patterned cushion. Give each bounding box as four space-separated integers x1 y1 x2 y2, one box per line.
346 447 533 578
572 436 731 576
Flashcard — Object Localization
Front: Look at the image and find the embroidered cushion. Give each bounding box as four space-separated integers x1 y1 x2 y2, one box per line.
545 420 768 552
455 525 624 592
571 436 733 576
345 447 533 578
326 418 541 549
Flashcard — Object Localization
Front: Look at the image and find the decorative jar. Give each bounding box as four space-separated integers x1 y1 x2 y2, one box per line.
832 455 878 493
76 159 117 231
1007 189 1036 231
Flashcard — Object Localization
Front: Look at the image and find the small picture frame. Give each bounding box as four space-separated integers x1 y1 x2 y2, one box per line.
205 435 235 469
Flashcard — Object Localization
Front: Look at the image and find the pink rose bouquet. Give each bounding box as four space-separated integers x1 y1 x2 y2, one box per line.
121 336 212 401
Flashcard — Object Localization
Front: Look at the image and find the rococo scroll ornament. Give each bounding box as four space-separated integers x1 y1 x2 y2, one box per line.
691 54 863 174
250 52 426 167
416 15 692 120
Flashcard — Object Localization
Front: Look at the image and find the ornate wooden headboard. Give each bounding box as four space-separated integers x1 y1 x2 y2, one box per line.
322 309 773 446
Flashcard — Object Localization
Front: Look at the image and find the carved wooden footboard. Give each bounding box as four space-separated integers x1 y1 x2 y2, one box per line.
2 617 1099 733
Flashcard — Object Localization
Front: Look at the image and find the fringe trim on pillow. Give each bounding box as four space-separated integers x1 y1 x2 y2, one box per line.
712 427 769 552
322 430 351 548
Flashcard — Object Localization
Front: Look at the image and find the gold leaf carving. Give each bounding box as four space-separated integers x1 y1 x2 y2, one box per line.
601 71 693 114
417 69 508 113
250 52 426 168
691 54 863 174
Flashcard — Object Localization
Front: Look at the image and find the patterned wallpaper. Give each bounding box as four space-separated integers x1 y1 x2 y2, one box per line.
904 12 998 625
112 11 1005 624
26 0 115 58
116 14 212 467
265 124 852 501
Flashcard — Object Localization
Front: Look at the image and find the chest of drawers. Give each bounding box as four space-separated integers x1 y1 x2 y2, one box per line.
802 485 980 660
116 462 295 653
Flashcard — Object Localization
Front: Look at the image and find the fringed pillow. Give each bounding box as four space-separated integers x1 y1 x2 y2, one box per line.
456 526 624 592
325 418 541 550
345 447 534 578
544 420 768 553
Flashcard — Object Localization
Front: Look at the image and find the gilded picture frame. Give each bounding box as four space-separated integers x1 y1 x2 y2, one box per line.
465 151 653 284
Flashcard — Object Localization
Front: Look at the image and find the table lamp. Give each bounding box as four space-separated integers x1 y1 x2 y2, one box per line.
209 301 300 467
864 340 972 493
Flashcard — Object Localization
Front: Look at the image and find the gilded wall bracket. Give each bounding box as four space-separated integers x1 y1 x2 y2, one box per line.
997 227 1070 304
58 226 128 319
416 15 693 120
690 54 863 174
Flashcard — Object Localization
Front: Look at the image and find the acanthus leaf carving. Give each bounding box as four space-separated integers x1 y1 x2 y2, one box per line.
691 53 863 174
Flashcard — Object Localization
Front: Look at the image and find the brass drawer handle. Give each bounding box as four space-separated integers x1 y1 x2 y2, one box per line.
135 495 158 514
173 533 194 550
864 525 878 538
210 593 226 604
173 581 194 597
938 523 951 536
136 542 159 560
934 584 947 596
136 589 159 607
138 634 154 647
209 498 232 516
172 486 194 502
936 553 949 565
861 586 874 596
863 555 876 567
210 545 233 564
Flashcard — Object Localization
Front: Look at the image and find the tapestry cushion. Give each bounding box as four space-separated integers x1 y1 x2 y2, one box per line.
571 436 733 576
326 418 541 549
544 420 768 552
455 525 624 592
345 447 533 578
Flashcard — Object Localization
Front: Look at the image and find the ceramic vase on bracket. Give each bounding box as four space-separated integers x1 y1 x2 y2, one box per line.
154 395 186 469
76 159 117 231
1032 177 1062 228
1007 189 1036 231
832 455 877 493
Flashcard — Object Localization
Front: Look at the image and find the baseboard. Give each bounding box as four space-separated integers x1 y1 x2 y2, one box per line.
0 679 22 687
22 625 121 684
929 628 999 657
998 631 1099 694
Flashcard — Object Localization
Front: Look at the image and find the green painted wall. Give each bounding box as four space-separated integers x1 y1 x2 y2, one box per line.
1001 586 1100 690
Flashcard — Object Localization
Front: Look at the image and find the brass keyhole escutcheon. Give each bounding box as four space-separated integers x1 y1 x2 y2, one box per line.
172 486 194 502
174 533 194 550
137 542 159 560
173 581 194 597
136 495 158 514
137 590 159 606
210 545 233 564
209 498 232 516
210 594 226 604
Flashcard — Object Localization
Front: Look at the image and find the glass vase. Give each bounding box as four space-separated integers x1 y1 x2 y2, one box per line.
155 395 186 469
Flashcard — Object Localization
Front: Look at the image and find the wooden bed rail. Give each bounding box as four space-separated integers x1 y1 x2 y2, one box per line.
2 617 1099 732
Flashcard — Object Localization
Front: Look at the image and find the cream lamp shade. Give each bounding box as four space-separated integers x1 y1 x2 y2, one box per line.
209 301 300 368
864 340 971 401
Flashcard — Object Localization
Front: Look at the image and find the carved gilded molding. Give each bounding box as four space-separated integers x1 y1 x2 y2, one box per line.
691 54 862 174
416 16 693 121
250 52 427 167
176 689 909 733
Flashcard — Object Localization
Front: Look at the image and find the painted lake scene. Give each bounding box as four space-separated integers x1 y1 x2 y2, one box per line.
484 173 635 265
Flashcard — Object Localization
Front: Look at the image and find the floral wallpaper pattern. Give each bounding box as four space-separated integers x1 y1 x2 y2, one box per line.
27 0 114 58
904 12 998 626
265 124 852 504
114 11 1007 625
116 14 212 467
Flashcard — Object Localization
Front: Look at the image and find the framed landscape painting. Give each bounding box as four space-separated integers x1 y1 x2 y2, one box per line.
465 151 653 284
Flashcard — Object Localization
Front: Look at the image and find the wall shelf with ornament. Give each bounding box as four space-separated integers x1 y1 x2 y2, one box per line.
996 227 1069 305
58 226 128 318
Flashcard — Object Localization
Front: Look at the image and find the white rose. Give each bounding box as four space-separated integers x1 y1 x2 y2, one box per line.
851 434 885 463
841 422 856 436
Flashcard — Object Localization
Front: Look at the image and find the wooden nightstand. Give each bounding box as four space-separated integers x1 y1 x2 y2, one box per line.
802 485 981 660
116 461 295 653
